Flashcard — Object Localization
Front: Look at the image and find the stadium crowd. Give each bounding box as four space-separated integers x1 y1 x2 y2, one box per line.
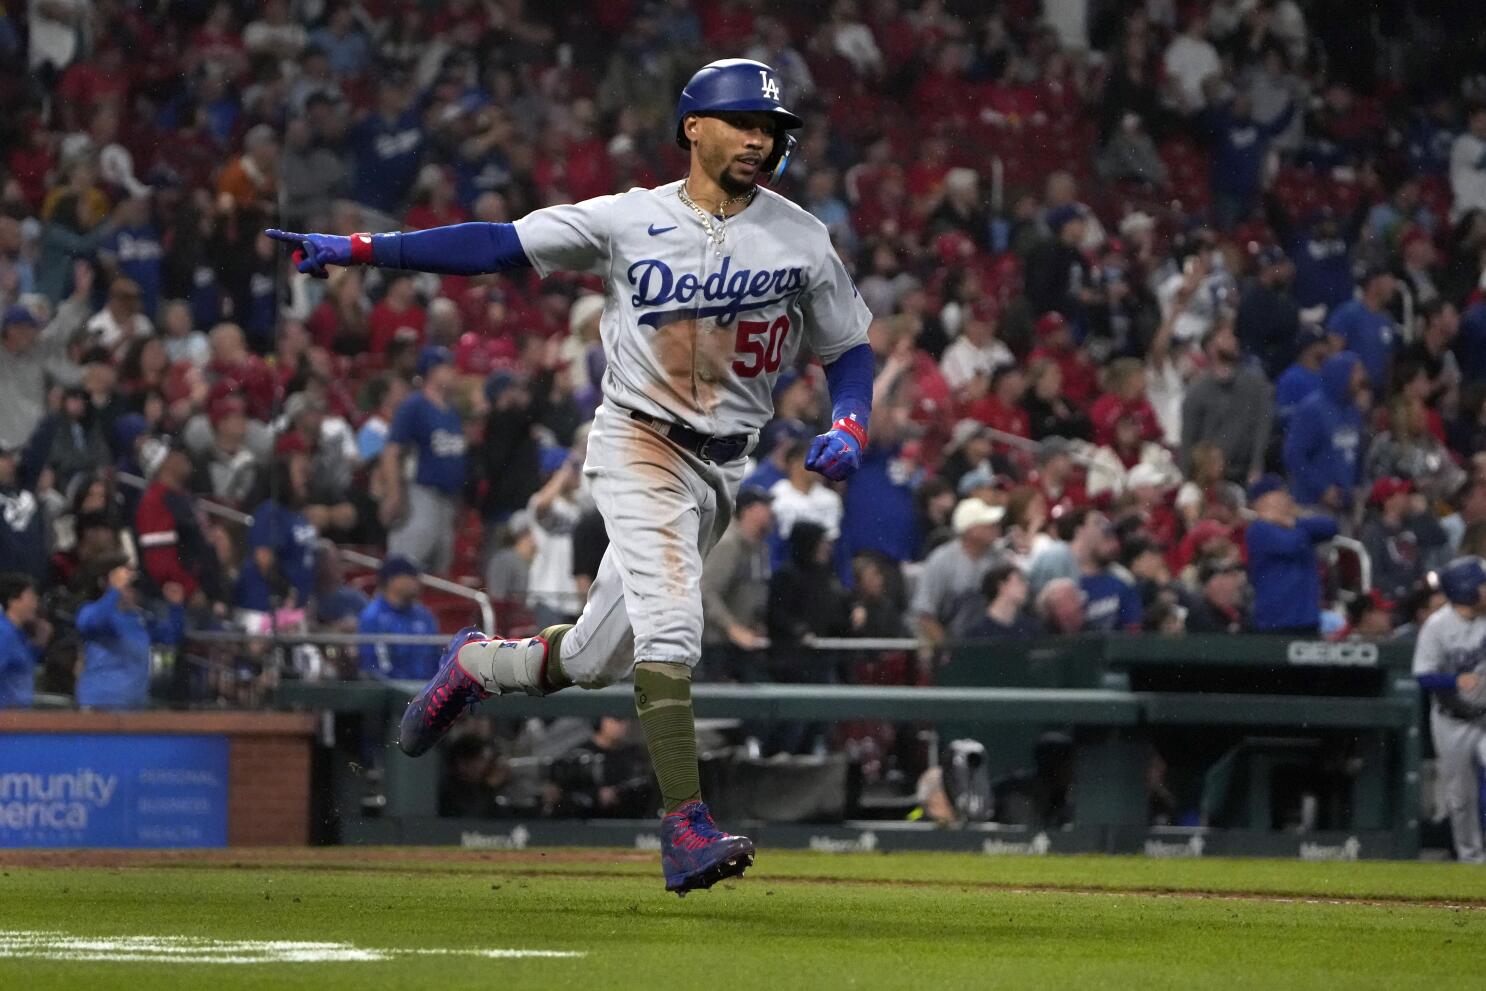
3 0 1486 713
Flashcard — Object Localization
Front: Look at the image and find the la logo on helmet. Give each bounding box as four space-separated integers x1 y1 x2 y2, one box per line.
758 71 780 101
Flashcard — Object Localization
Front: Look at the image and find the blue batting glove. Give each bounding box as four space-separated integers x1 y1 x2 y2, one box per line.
805 418 867 482
265 228 361 278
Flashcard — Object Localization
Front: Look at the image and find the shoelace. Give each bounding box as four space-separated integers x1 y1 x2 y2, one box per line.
666 803 726 851
421 667 481 730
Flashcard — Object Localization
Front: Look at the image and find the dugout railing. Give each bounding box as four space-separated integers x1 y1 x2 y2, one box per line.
255 632 1423 861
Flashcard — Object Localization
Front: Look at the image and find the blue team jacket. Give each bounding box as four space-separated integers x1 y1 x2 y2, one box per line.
357 595 441 680
0 612 39 708
1282 352 1364 506
1245 515 1340 631
74 588 185 709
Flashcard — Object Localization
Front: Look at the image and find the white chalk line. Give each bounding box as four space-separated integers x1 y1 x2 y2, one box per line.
0 931 586 965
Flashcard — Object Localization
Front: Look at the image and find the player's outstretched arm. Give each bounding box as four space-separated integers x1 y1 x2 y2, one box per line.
265 223 532 279
805 342 874 482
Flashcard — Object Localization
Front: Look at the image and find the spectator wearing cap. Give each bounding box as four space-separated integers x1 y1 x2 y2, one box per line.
379 346 467 574
768 439 844 567
189 395 261 508
911 497 1005 646
1027 312 1098 410
1244 475 1338 634
1283 351 1366 510
358 556 440 681
235 455 321 615
964 563 1038 638
1359 478 1448 602
1125 463 1182 550
1273 324 1334 434
1325 266 1398 392
1235 243 1301 381
0 573 49 708
1180 320 1274 484
476 367 542 530
136 444 221 603
701 488 773 682
1077 514 1143 633
0 273 90 451
1029 437 1090 517
1184 558 1249 634
1450 104 1486 222
275 391 359 538
1026 208 1095 329
525 448 583 628
75 556 186 710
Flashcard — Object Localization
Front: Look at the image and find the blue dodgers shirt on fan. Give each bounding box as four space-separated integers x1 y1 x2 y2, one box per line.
1080 571 1143 632
234 500 319 611
389 392 467 495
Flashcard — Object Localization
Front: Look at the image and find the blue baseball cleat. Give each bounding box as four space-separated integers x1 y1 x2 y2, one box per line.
660 800 755 896
398 627 489 757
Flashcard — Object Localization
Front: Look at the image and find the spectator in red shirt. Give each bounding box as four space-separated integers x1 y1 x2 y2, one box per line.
205 323 277 421
966 365 1031 441
307 268 371 355
135 444 221 603
1028 312 1098 409
1089 357 1162 446
370 276 426 355
403 165 468 231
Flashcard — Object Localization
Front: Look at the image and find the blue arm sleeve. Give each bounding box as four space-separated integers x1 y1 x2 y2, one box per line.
1418 673 1457 692
370 223 532 276
76 589 122 637
823 343 874 430
1298 515 1341 542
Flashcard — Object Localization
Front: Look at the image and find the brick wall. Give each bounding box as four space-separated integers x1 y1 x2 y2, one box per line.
0 710 316 847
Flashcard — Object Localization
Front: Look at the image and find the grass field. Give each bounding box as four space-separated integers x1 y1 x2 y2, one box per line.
2 847 1484 990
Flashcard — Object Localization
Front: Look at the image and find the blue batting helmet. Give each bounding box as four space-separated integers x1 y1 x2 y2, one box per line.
674 59 803 178
1436 556 1486 606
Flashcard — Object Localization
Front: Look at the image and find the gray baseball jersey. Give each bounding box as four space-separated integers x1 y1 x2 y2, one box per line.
513 179 871 436
1411 604 1486 721
1412 603 1486 863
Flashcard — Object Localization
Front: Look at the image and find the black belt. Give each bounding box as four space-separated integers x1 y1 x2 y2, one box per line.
627 409 752 464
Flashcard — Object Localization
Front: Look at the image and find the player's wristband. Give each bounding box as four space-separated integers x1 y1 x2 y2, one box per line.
831 416 868 448
349 232 374 265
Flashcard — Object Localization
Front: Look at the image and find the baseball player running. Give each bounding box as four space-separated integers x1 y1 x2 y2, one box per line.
1412 556 1486 862
267 59 874 894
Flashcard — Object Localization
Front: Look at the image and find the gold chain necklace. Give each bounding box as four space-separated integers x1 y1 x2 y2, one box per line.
677 181 755 255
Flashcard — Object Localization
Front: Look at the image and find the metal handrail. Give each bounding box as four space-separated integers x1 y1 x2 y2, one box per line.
115 472 495 632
